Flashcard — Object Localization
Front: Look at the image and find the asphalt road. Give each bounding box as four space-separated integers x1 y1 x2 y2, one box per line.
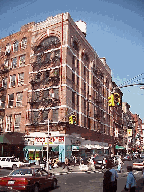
0 159 144 192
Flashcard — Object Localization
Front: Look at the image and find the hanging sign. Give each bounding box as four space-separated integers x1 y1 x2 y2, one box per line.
127 129 132 137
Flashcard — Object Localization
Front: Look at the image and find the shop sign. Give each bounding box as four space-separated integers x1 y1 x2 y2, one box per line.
127 129 132 137
34 136 64 145
72 146 79 151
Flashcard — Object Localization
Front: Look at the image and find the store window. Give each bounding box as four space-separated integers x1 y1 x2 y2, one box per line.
19 55 25 67
12 57 17 68
16 92 23 107
13 41 19 52
14 114 21 130
18 72 24 86
6 115 12 132
10 75 16 87
21 37 27 49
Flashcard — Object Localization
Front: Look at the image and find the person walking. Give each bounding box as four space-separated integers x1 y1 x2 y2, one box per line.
109 163 118 192
63 157 69 171
103 169 112 192
117 156 123 173
125 166 136 192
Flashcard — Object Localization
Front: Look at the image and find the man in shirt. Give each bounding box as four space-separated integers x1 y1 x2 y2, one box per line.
109 163 118 192
125 166 136 192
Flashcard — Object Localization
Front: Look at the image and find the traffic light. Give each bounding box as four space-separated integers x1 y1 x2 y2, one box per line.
69 116 73 124
108 94 115 107
69 115 77 124
72 115 76 124
114 93 121 106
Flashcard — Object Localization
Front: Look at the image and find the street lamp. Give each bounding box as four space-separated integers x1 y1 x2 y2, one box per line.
46 118 50 172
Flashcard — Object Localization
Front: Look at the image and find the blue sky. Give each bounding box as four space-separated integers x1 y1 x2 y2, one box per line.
0 0 144 121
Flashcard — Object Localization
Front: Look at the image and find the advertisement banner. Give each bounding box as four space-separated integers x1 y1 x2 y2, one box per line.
127 129 132 137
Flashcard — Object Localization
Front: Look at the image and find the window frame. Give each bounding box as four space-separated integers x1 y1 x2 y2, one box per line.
21 37 27 49
18 72 24 86
6 115 12 132
19 55 26 67
13 41 19 52
12 57 17 69
14 114 21 130
8 93 14 108
16 92 23 107
10 75 16 88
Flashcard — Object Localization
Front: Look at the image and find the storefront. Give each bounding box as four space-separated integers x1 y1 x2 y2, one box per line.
24 131 66 163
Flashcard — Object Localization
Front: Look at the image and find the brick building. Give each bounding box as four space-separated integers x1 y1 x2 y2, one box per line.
0 12 120 162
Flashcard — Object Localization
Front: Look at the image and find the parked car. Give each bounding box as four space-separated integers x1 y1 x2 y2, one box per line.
0 166 57 192
122 154 132 161
93 155 114 169
140 153 144 159
0 157 29 169
133 159 144 170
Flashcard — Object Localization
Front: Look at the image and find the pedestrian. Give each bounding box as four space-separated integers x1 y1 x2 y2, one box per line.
142 167 144 184
109 163 118 192
49 158 52 170
103 169 112 192
43 156 46 169
117 156 123 173
88 157 95 172
124 166 136 192
63 157 69 171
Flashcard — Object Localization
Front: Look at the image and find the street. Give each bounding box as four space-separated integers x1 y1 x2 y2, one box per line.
0 160 144 192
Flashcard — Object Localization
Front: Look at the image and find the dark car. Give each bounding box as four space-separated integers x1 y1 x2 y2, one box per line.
93 155 113 169
0 166 57 192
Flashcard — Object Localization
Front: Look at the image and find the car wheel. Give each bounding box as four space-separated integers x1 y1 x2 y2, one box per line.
34 184 39 192
52 179 57 189
12 165 17 170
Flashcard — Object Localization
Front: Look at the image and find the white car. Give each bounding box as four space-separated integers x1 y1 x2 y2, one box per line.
0 157 29 169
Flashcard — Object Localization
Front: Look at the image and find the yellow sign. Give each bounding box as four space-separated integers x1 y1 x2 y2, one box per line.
127 129 132 136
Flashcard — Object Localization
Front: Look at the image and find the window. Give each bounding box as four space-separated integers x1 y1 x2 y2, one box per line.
53 68 59 77
16 92 23 107
4 60 9 68
0 95 6 108
13 41 19 52
18 73 24 86
52 109 58 122
6 115 12 132
12 57 17 68
8 93 14 108
33 91 40 102
19 55 25 67
35 72 41 82
14 114 21 130
42 110 48 122
21 37 27 49
5 43 11 55
43 89 49 99
0 116 3 131
53 88 59 100
10 75 16 87
2 77 7 88
33 111 39 124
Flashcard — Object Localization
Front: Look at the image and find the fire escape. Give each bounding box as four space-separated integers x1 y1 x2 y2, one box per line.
27 36 61 132
0 49 10 133
93 68 104 132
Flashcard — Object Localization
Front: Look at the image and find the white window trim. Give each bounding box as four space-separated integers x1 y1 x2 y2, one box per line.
18 73 24 86
6 116 12 132
16 92 23 107
14 114 21 130
10 75 16 88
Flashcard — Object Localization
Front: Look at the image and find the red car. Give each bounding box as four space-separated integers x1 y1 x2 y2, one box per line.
0 166 57 192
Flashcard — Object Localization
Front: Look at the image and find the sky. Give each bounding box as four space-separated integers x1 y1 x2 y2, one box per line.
0 0 144 121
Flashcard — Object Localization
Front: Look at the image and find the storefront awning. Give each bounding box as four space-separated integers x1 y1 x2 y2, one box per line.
115 145 125 149
23 146 43 151
0 135 4 143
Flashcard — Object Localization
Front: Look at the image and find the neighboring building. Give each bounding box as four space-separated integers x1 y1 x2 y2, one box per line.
141 123 144 151
0 12 129 162
132 114 142 152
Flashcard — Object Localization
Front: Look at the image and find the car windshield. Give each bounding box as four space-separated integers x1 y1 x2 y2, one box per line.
9 169 32 176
